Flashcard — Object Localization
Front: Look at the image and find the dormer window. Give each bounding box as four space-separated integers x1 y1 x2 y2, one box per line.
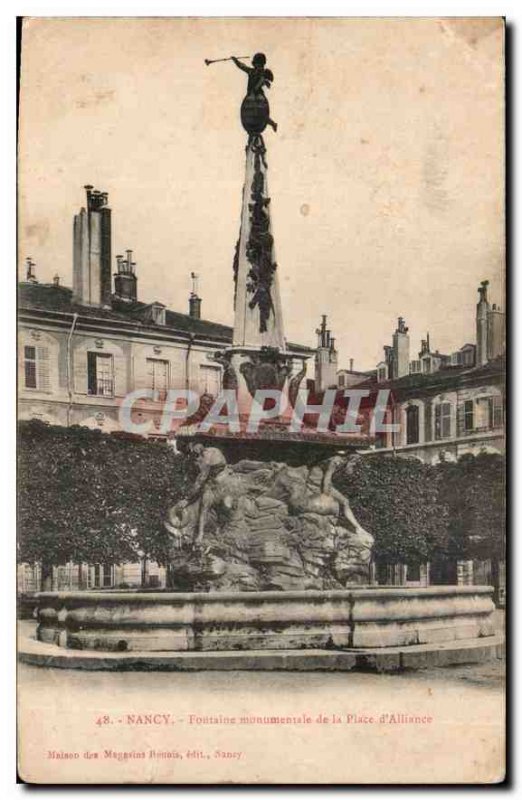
150 303 166 326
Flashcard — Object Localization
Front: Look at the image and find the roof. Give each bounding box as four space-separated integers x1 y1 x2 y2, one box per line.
18 282 312 353
351 354 505 395
337 368 376 377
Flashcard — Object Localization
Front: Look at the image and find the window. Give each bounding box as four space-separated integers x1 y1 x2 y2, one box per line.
409 360 421 374
461 348 475 367
23 344 50 391
434 402 451 440
24 346 37 388
491 395 503 428
464 400 474 432
463 396 504 432
93 564 113 588
200 365 221 397
338 374 345 387
474 397 491 430
102 563 113 587
147 358 169 400
422 359 431 374
406 405 420 444
87 352 114 397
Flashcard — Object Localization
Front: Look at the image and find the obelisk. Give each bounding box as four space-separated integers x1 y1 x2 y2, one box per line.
211 53 301 416
233 132 286 349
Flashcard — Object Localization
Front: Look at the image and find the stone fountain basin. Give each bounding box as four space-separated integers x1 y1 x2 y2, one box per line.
35 586 496 653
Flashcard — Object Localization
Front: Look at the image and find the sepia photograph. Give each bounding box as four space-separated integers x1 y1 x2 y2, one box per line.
16 15 505 784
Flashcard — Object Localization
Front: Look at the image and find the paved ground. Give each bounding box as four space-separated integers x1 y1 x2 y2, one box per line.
17 620 505 785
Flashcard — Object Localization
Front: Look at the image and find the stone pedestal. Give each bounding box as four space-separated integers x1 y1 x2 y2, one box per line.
215 346 293 419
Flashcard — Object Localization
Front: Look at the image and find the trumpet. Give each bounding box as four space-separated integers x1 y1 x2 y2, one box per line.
204 56 250 66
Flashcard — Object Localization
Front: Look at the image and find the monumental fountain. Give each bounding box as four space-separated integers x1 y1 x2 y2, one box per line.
25 54 498 671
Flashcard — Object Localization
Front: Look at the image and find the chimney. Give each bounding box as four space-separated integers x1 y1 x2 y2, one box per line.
419 335 430 357
25 257 37 284
384 344 394 380
53 274 60 287
316 315 328 348
487 301 505 361
314 315 338 391
73 185 112 307
392 317 410 378
189 272 202 319
114 250 138 302
476 280 490 366
349 358 354 372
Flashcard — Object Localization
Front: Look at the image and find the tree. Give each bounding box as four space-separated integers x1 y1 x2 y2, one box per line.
18 421 195 575
437 452 506 562
334 455 449 565
18 422 506 588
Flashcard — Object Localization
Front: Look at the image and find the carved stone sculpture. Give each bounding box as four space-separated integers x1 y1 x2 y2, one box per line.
165 447 374 592
239 347 291 397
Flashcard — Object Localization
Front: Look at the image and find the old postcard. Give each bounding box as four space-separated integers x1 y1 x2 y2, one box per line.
17 17 505 784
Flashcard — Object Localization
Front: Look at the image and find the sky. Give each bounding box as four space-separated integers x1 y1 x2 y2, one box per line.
18 17 504 370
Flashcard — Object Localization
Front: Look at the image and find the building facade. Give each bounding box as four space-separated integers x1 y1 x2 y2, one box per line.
19 187 311 438
353 282 506 600
370 282 505 465
18 186 312 593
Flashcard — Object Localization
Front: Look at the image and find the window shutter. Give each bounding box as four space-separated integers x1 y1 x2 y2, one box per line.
488 397 493 429
74 350 89 395
114 354 127 398
457 403 465 436
442 403 451 438
406 405 419 444
146 358 154 387
434 404 441 440
87 352 97 395
36 346 51 392
171 359 184 391
424 401 432 442
492 395 503 428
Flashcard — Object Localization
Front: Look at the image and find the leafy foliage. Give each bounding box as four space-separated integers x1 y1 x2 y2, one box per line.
18 421 505 573
18 421 195 567
436 452 506 561
334 455 449 564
